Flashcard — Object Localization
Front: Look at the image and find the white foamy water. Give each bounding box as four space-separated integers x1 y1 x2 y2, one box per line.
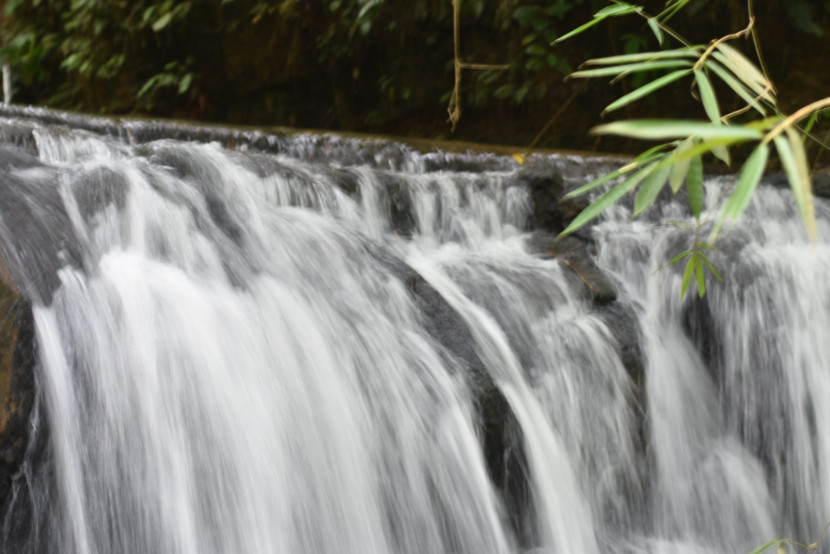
0 121 826 554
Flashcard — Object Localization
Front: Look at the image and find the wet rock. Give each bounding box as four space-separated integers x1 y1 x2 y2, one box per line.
513 168 589 235
0 280 34 505
0 148 80 304
526 232 617 304
71 166 129 221
366 246 520 522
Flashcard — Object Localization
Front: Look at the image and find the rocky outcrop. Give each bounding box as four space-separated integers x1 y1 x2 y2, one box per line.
0 271 35 507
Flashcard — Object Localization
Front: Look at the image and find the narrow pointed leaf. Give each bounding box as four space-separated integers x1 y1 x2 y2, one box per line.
563 169 625 200
647 17 664 45
712 144 769 238
748 540 781 554
592 120 763 141
711 144 731 166
658 0 691 21
711 48 774 104
698 251 723 281
669 249 694 264
680 256 695 299
704 60 767 115
563 144 668 199
687 154 704 220
693 254 706 297
716 43 772 93
553 7 641 45
583 48 699 66
694 69 721 124
569 60 692 79
593 3 641 17
778 126 816 240
560 165 655 236
669 139 694 193
634 163 672 215
604 69 691 114
659 136 743 170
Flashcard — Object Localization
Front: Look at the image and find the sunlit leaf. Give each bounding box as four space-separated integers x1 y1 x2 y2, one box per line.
669 139 694 193
563 144 669 199
687 154 704 220
583 48 700 66
604 69 691 114
712 144 769 238
634 163 672 215
712 44 774 104
647 17 664 45
560 164 655 236
694 69 720 123
592 120 763 141
775 127 816 240
711 144 731 166
593 3 642 18
704 60 767 115
152 11 174 32
553 6 641 45
569 60 692 79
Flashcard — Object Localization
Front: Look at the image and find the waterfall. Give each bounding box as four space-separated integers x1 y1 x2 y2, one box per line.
0 109 827 553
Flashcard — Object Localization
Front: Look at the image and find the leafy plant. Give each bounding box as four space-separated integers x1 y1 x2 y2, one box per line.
554 0 829 299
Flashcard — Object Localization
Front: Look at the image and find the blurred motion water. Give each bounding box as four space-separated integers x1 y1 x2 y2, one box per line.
0 109 826 553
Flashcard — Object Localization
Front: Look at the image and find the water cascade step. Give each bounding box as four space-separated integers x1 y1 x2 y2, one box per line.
0 107 824 554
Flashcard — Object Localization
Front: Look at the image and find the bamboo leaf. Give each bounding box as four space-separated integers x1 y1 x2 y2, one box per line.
553 18 608 44
776 127 817 240
704 60 767 115
669 139 694 193
647 17 664 45
569 60 693 79
693 253 706 297
711 144 731 166
660 136 742 169
563 169 625 200
583 48 700 66
593 3 642 18
698 251 723 281
563 144 669 199
604 69 692 114
680 256 695 300
712 46 774 104
694 69 721 124
553 6 641 45
670 249 694 264
715 43 771 92
560 165 655 236
712 144 769 238
687 154 704 220
634 162 672 215
748 540 781 554
592 120 763 141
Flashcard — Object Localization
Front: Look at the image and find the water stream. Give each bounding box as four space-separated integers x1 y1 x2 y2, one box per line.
0 110 826 553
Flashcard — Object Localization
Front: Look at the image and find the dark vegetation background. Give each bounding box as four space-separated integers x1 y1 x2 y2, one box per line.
1 0 829 152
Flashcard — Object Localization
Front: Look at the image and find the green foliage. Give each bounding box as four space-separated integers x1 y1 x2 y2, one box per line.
554 0 828 299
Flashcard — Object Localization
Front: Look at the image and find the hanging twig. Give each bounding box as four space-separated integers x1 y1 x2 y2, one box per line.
447 0 509 132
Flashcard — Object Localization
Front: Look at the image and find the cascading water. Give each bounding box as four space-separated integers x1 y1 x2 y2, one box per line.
0 108 826 554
